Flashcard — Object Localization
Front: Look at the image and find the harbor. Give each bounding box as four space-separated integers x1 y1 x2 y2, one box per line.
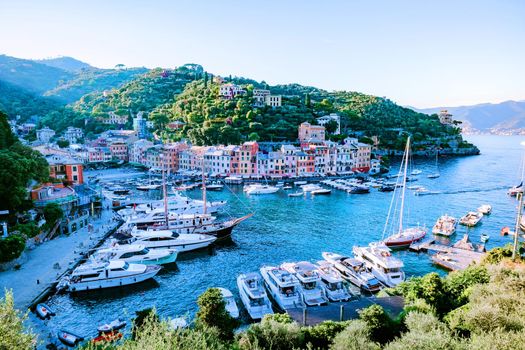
4 134 525 344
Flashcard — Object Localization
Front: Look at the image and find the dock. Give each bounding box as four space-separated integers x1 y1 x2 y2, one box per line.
409 237 485 271
286 296 404 326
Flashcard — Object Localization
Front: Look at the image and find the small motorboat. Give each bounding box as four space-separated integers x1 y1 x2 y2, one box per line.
480 233 490 243
378 185 395 192
427 173 440 179
459 211 483 227
91 331 123 345
288 191 304 197
97 318 127 333
477 204 492 215
411 169 422 175
169 317 189 330
311 188 331 195
206 182 224 191
35 303 55 320
282 185 293 190
58 329 85 347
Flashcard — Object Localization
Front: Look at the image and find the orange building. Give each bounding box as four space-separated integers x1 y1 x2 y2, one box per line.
46 155 84 185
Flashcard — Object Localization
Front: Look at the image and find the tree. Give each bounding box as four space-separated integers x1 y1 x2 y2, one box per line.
324 120 339 134
204 72 208 88
56 139 69 148
358 304 398 344
0 235 26 263
0 290 36 349
305 93 311 108
43 203 64 226
196 288 237 340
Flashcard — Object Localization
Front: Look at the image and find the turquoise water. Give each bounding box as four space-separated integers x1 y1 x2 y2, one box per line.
37 135 525 337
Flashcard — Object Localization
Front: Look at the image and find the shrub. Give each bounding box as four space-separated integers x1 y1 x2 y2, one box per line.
468 329 525 350
444 265 489 310
358 304 398 344
12 222 40 239
238 315 304 350
0 234 26 263
331 320 380 350
303 320 350 349
483 246 513 265
0 290 36 350
384 312 464 350
43 202 63 227
196 288 237 340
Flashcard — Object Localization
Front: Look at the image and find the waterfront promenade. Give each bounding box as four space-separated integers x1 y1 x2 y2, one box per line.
0 199 120 310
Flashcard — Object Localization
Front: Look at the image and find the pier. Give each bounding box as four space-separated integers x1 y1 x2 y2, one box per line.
409 238 485 271
286 296 404 326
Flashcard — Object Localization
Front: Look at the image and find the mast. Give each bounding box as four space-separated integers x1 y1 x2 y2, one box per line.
202 157 207 215
398 136 410 233
513 193 523 260
161 154 169 229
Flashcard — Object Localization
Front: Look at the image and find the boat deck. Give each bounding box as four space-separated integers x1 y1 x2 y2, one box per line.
409 238 485 271
286 296 404 326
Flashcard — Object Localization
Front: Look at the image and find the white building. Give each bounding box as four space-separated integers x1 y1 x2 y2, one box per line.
64 127 84 143
101 112 128 125
438 110 453 125
129 139 154 164
253 89 281 107
219 83 245 99
204 148 231 175
317 113 341 135
36 127 55 143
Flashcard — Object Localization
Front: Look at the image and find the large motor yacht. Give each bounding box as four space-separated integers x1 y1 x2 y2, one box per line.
322 252 382 292
281 261 328 306
315 261 353 301
352 242 405 287
93 244 178 265
58 260 161 292
124 229 216 252
237 272 274 320
260 266 305 311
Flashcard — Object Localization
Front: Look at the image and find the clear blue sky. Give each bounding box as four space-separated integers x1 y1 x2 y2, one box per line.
1 0 523 108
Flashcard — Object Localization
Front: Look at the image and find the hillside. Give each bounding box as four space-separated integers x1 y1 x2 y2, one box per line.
415 100 525 134
0 54 73 93
35 56 92 72
72 65 202 118
0 80 64 121
44 67 149 103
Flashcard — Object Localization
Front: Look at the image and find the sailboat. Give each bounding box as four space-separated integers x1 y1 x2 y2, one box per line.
427 152 440 179
382 137 426 248
509 151 525 196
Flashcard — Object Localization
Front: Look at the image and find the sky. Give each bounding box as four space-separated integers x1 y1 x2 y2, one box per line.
0 0 524 108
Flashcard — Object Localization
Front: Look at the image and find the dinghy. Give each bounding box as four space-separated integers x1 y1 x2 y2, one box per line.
97 318 127 333
35 303 55 320
58 329 84 347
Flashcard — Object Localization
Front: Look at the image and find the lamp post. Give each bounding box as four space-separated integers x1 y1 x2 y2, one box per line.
160 153 169 229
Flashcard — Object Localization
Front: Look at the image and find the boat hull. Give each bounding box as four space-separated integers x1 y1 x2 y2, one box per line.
66 266 161 292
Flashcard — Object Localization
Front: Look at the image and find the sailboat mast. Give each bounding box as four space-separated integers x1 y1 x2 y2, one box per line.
161 154 169 229
398 136 411 233
202 157 207 215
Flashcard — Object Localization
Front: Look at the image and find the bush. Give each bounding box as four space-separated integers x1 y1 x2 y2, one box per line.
358 304 399 344
0 290 36 350
12 222 40 239
384 312 464 350
238 315 304 350
196 288 237 340
331 320 380 350
43 202 63 227
483 246 513 265
303 320 350 349
0 234 26 263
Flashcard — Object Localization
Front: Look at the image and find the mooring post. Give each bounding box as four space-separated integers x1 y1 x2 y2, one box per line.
302 308 307 326
339 304 344 321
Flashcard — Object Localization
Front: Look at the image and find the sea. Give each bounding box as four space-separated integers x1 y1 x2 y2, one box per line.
33 135 525 338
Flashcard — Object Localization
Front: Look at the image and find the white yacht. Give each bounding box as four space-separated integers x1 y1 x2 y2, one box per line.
217 287 240 319
125 229 216 252
459 211 483 227
322 252 382 292
260 266 305 310
281 262 328 306
432 215 457 236
58 260 161 292
237 273 274 320
93 244 178 265
315 261 353 301
246 184 279 195
123 209 217 230
352 242 405 287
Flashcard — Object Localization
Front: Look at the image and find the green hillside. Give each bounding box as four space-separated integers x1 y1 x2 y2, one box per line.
35 56 93 72
45 67 149 103
72 65 202 119
0 80 64 121
0 55 73 93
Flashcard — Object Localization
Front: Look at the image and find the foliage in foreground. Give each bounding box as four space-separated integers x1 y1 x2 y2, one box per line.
0 290 36 350
4 253 525 350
